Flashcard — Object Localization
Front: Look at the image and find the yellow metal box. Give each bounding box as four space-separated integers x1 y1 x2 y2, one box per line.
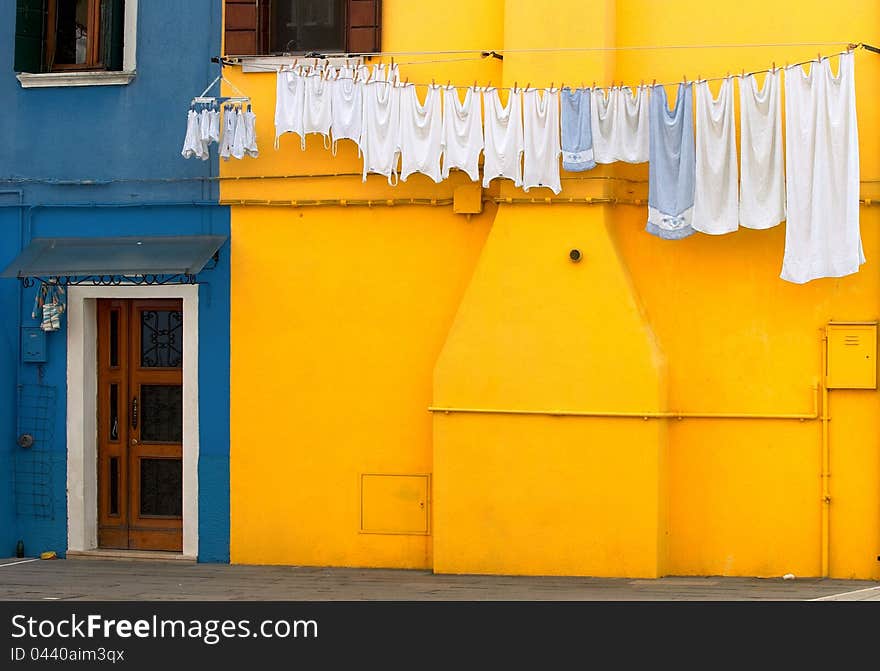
826 323 878 389
360 474 430 535
453 184 483 214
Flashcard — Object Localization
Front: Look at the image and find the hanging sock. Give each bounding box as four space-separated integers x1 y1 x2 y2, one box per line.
198 107 213 159
399 84 443 183
275 65 307 150
360 65 402 185
231 106 247 160
244 107 259 158
692 78 739 235
647 83 696 239
219 105 237 161
522 87 561 194
482 87 524 188
781 52 863 283
441 85 483 182
330 65 368 156
591 85 650 164
209 106 221 145
303 69 333 149
738 70 785 230
181 109 204 160
560 87 595 172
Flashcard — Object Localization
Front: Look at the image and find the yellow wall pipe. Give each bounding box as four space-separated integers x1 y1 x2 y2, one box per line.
820 329 831 578
218 197 879 208
429 386 819 420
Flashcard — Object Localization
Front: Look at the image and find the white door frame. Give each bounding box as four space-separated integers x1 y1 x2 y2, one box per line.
66 285 199 558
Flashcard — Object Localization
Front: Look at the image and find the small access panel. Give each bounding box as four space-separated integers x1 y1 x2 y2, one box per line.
826 322 878 389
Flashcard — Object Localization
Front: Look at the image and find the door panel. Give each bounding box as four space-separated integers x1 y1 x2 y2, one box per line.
97 299 183 552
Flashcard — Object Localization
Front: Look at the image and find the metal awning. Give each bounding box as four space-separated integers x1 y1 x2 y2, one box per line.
1 235 227 285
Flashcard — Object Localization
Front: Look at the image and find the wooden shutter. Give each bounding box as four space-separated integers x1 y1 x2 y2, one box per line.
224 0 268 55
14 0 47 73
100 0 125 71
346 0 381 54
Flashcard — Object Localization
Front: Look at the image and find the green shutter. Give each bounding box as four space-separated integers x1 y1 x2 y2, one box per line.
101 0 125 71
14 0 47 73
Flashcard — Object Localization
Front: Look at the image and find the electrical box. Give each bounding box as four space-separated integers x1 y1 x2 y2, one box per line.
453 184 483 215
21 327 47 363
826 323 877 389
360 474 429 535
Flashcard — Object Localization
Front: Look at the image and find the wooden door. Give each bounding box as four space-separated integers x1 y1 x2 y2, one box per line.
97 299 184 552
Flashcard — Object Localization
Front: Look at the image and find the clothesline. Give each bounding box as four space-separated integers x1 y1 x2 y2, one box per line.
224 40 859 60
234 47 857 94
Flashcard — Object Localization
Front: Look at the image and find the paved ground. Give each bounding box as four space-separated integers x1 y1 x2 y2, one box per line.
1 557 879 600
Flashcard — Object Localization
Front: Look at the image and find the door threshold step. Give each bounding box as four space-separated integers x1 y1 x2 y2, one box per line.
66 549 196 563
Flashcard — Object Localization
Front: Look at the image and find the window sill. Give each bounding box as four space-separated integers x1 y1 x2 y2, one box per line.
17 70 136 88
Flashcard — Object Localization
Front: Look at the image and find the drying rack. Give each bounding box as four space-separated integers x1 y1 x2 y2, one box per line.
191 74 250 106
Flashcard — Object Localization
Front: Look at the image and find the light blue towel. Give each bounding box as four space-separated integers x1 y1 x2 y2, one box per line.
560 88 596 172
647 83 695 240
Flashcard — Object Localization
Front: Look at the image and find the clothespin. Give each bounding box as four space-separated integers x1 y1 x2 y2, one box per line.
652 78 656 87
525 81 530 91
592 80 597 90
682 74 687 84
772 61 776 73
818 52 822 62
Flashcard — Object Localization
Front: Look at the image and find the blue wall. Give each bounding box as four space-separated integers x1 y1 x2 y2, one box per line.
0 0 230 561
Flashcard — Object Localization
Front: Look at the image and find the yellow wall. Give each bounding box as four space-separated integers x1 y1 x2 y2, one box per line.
224 0 880 578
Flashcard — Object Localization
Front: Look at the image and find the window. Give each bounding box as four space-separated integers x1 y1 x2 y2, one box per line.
14 0 126 74
224 0 381 57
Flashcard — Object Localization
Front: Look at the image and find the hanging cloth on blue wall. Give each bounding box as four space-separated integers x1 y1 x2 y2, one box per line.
32 281 66 332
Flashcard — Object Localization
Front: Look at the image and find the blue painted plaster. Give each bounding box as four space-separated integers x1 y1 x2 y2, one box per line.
0 0 230 561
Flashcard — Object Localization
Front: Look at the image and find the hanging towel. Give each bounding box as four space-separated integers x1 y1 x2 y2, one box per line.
560 88 595 172
244 108 259 158
360 65 402 185
647 83 696 239
219 105 237 161
399 84 443 183
275 65 306 150
330 65 368 155
591 86 650 164
692 78 738 235
781 52 863 284
522 87 562 194
303 69 333 149
181 109 205 160
441 85 483 182
738 70 785 230
482 87 524 188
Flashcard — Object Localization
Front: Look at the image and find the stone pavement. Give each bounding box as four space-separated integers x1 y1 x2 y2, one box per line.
1 557 879 601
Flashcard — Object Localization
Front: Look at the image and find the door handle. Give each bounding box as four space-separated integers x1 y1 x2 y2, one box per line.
131 396 138 430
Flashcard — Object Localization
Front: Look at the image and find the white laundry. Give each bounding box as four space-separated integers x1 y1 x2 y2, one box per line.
231 107 247 160
275 65 306 149
738 70 785 230
482 87 524 188
591 86 650 164
522 88 561 194
692 78 738 235
244 108 259 158
398 84 443 183
198 107 213 157
781 52 863 284
209 107 221 144
181 109 207 160
219 105 237 161
303 69 333 149
360 64 402 184
440 85 483 182
330 65 368 155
